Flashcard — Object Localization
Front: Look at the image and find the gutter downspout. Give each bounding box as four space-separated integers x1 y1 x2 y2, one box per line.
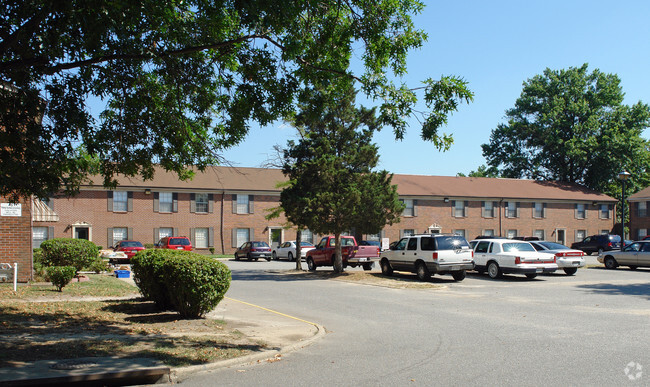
499 199 504 237
221 191 225 255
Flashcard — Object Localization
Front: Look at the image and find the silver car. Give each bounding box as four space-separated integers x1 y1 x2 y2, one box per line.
598 241 650 270
529 241 585 275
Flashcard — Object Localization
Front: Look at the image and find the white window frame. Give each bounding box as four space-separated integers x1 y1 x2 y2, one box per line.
533 229 545 240
575 229 587 242
506 202 517 218
236 228 250 247
402 229 415 237
482 201 494 218
638 229 648 239
401 199 414 217
533 202 544 219
575 204 586 219
506 229 518 239
639 202 647 217
158 227 173 240
483 229 495 237
454 201 465 218
159 192 173 213
113 227 128 243
301 229 314 243
195 193 209 213
113 191 128 212
453 229 466 238
236 195 250 214
195 227 209 249
32 226 49 248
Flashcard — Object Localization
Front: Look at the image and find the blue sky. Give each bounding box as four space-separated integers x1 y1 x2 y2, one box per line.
221 0 650 177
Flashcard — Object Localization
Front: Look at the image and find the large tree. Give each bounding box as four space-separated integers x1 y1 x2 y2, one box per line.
482 64 650 197
281 85 403 273
1 0 472 201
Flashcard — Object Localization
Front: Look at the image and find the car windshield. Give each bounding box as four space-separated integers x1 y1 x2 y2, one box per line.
300 242 314 247
539 242 569 250
434 236 470 250
252 242 269 248
121 241 143 247
169 238 190 245
502 242 536 252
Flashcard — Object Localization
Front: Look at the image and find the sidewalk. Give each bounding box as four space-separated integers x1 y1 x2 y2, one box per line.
0 277 324 386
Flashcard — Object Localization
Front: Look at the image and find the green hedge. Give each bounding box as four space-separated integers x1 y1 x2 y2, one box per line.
131 250 231 318
46 266 77 292
40 238 99 272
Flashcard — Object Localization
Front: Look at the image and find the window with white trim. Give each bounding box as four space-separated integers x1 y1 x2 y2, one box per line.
482 201 494 218
453 201 465 218
401 199 414 217
599 204 610 219
195 193 209 213
301 229 314 243
113 227 128 243
575 204 586 219
159 192 173 213
483 229 495 237
453 229 466 238
236 195 250 214
195 227 209 249
505 202 517 218
533 229 545 240
533 202 544 218
506 229 518 239
575 229 587 242
600 229 609 235
33 227 49 248
402 229 415 237
236 228 250 247
158 227 173 240
638 229 648 239
113 191 128 212
639 202 647 217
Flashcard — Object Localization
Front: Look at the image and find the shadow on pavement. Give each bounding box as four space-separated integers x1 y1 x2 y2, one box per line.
576 282 650 300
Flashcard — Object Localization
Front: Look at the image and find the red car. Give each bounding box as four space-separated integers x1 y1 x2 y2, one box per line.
156 236 193 251
112 240 145 262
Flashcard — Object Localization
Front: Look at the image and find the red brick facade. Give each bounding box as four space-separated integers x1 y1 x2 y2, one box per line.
0 196 33 282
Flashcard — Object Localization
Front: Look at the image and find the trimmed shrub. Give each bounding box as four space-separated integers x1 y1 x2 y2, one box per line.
144 243 155 249
87 257 109 273
46 266 77 292
209 247 215 255
40 238 99 272
131 249 231 318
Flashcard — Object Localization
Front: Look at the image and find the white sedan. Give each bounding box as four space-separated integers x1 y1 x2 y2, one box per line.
529 241 585 275
272 241 316 261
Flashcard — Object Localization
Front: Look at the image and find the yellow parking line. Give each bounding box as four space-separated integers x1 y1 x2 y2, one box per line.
225 297 318 327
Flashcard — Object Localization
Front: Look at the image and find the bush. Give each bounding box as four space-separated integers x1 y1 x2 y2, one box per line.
144 243 155 249
40 238 99 272
86 257 109 273
209 247 215 255
46 266 77 292
131 249 231 318
33 248 47 280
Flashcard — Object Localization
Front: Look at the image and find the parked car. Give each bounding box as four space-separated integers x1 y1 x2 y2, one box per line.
570 234 621 255
112 240 145 261
156 236 192 251
235 241 272 261
598 240 650 270
272 241 315 261
528 241 585 275
380 234 474 281
471 239 558 279
512 236 540 241
306 236 379 271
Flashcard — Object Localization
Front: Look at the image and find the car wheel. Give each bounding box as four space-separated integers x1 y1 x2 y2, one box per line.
452 270 466 281
525 273 537 279
416 262 431 281
629 265 638 270
380 260 393 276
563 268 577 275
604 256 617 269
234 253 239 261
362 262 373 271
272 251 278 260
307 257 317 271
288 252 294 262
487 262 501 279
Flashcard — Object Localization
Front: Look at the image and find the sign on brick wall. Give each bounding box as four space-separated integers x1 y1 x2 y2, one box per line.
1 203 22 217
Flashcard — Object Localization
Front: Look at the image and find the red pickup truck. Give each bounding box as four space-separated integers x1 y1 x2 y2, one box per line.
306 236 380 271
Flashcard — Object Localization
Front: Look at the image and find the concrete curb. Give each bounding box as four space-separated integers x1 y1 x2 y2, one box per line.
170 321 326 382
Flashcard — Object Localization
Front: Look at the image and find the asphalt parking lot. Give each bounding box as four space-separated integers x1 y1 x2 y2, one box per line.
182 257 650 386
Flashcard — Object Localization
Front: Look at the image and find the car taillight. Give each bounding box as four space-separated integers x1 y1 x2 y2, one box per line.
515 256 521 264
471 251 474 258
556 252 566 257
376 247 380 256
608 242 613 247
432 252 438 260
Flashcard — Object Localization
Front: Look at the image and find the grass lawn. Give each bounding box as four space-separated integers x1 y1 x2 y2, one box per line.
0 275 262 368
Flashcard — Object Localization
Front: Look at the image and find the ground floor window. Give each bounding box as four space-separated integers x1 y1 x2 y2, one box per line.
638 229 647 239
33 227 48 248
113 227 128 243
300 229 314 244
236 228 250 247
482 229 495 237
366 233 381 241
506 229 518 239
194 227 209 249
453 229 466 238
533 229 545 240
575 229 587 242
601 229 610 235
402 229 415 237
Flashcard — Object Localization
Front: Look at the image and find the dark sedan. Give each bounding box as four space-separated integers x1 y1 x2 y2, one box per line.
234 241 272 261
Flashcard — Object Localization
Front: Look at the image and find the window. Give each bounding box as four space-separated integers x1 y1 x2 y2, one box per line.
159 192 173 213
475 241 490 254
366 233 381 241
301 229 314 243
236 228 250 247
394 238 408 251
575 204 586 219
235 194 252 214
407 238 418 250
600 230 609 235
113 227 128 243
194 228 209 249
506 229 518 239
533 229 545 240
505 202 518 218
402 229 415 237
401 199 415 217
638 229 648 239
638 202 648 217
575 229 586 242
599 204 609 219
533 202 545 218
453 229 466 238
113 191 128 212
453 200 466 218
482 201 495 218
483 229 495 237
158 227 173 240
33 227 49 248
195 193 209 213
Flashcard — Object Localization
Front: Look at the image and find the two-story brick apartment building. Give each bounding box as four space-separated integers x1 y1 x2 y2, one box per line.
3 166 617 281
628 187 650 239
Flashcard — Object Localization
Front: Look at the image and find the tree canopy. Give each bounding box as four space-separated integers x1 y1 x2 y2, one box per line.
482 64 650 196
1 0 472 201
281 85 403 272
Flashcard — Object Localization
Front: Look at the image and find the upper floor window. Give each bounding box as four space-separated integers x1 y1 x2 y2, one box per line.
505 201 518 218
234 194 254 214
637 202 647 217
401 199 415 217
452 200 466 218
195 193 209 213
159 192 173 213
575 204 586 219
482 201 495 218
533 202 545 218
599 204 610 219
113 191 128 212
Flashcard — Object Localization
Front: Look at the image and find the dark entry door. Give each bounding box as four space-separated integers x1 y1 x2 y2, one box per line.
75 227 89 240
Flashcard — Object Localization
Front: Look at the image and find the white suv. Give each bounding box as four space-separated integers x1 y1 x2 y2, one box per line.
470 239 558 279
380 234 474 281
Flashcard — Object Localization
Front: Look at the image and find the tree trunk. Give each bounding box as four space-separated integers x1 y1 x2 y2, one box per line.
295 229 303 270
333 232 344 273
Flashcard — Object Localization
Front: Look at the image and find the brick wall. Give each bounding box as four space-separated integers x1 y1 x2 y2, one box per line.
0 196 32 282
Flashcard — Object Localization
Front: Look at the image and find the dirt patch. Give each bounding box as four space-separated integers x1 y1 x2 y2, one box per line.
273 269 446 289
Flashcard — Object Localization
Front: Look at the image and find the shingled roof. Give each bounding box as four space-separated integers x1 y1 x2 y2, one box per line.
629 186 650 201
84 166 616 202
